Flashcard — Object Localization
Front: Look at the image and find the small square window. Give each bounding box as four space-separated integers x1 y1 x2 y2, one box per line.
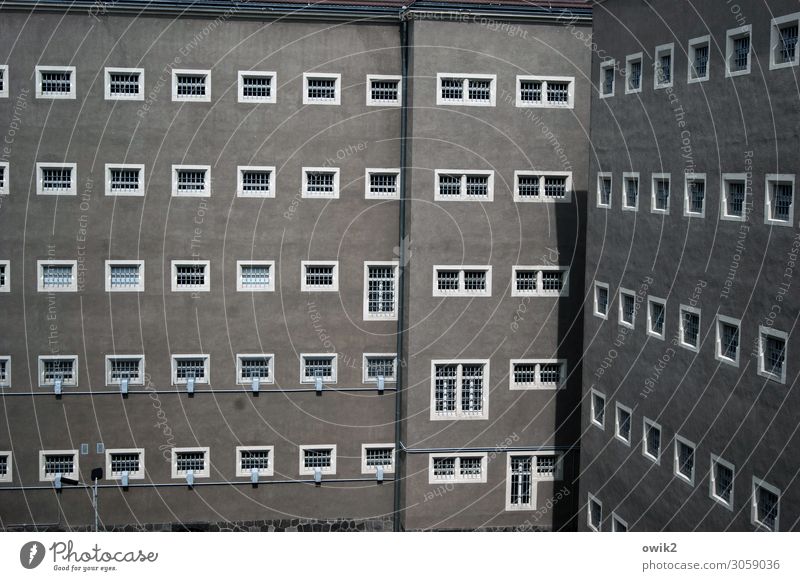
363 354 397 384
0 65 8 99
301 261 339 292
625 53 643 93
171 260 210 292
688 36 711 82
303 73 341 105
642 418 661 464
430 360 489 420
597 173 612 208
172 165 210 197
302 167 340 198
364 262 398 320
105 164 144 196
590 389 606 429
429 453 487 483
237 71 276 103
615 402 632 445
37 163 77 196
0 162 9 195
587 494 602 531
679 305 701 351
516 75 574 108
651 174 670 214
236 446 274 477
433 266 492 297
509 360 566 390
435 170 494 201
758 326 787 384
721 173 749 221
715 315 741 367
594 281 609 319
599 60 615 97
752 477 780 531
765 174 794 226
654 43 674 88
301 354 337 384
0 260 9 293
104 67 144 100
622 173 639 211
0 451 12 483
365 168 400 199
39 450 79 481
618 288 637 329
366 74 401 106
684 174 706 217
647 296 666 339
171 447 210 479
726 26 752 76
674 436 696 485
38 356 78 388
237 166 275 198
105 355 144 386
172 69 210 102
37 260 78 292
437 74 496 106
710 454 735 510
236 260 275 292
171 355 210 386
106 448 145 480
35 66 76 99
612 513 628 532
0 356 11 388
299 445 337 475
236 354 274 385
105 260 144 292
771 13 800 69
361 444 395 474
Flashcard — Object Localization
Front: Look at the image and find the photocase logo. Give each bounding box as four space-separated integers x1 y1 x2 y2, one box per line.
20 541 46 569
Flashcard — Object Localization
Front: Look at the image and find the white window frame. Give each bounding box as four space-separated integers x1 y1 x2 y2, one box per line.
650 173 671 214
709 454 735 510
679 304 701 352
511 265 569 297
171 69 211 102
618 287 637 329
363 261 399 321
508 359 567 390
599 59 615 98
301 260 339 292
590 388 606 430
436 73 496 107
611 513 628 532
301 167 340 199
0 161 9 195
104 260 145 292
625 53 643 94
0 260 9 292
646 295 666 340
433 265 492 297
365 74 402 107
615 402 632 447
300 353 337 385
720 173 749 222
715 314 741 367
752 477 781 531
237 70 277 104
687 36 711 83
593 281 609 319
428 452 488 483
235 353 274 385
429 359 490 421
38 355 78 388
683 173 707 218
515 75 575 108
235 445 275 477
104 354 145 387
104 163 145 197
764 174 795 227
236 260 275 292
302 73 341 105
654 43 675 89
299 444 337 475
361 444 395 474
171 260 210 292
758 326 788 384
673 435 696 486
170 354 210 386
362 353 398 384
597 172 612 209
171 446 210 479
36 162 77 196
587 493 602 531
505 454 535 511
236 165 276 198
0 64 8 99
0 450 12 482
770 13 800 70
513 171 573 203
622 172 639 211
726 25 752 77
0 355 11 388
39 450 79 481
642 417 662 465
35 66 76 99
364 168 401 199
171 164 211 198
104 67 144 101
37 260 78 292
105 448 145 480
434 169 495 202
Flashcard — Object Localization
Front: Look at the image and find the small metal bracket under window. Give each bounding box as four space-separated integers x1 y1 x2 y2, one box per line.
376 465 384 483
377 376 385 393
54 379 62 396
120 378 128 395
186 378 195 395
314 466 322 485
251 377 260 394
250 467 259 485
186 470 194 487
120 472 129 488
315 377 323 393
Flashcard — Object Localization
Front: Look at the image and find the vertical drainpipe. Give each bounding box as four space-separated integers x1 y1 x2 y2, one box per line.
393 11 410 533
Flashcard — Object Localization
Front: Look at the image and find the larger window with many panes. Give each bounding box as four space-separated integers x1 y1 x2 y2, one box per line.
364 262 398 320
430 360 489 420
506 453 563 511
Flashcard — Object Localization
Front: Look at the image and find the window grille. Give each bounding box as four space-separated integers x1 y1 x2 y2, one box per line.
304 357 333 380
240 264 270 289
603 67 614 94
366 357 395 380
655 179 670 210
370 79 399 102
175 451 205 473
438 174 461 197
659 54 672 83
365 448 393 468
541 271 564 292
517 175 540 198
0 166 5 190
732 36 750 70
596 286 609 315
650 302 665 335
305 171 335 195
42 168 72 191
175 358 206 381
728 182 745 216
437 270 460 292
676 441 694 479
617 407 631 441
465 175 489 197
240 449 270 471
460 364 483 414
600 177 612 205
0 455 7 476
779 24 799 63
543 176 567 198
462 270 486 292
433 364 457 413
547 81 569 103
241 75 271 99
40 71 71 95
303 448 332 469
110 169 140 193
771 183 792 221
515 270 537 292
513 363 537 386
622 294 635 324
764 336 786 376
721 323 739 360
44 454 74 476
241 170 271 194
432 457 455 478
714 462 733 502
109 358 141 382
110 452 140 475
369 173 398 196
440 78 463 101
539 363 561 385
176 74 207 97
307 78 336 101
41 265 72 288
0 359 7 383
109 264 140 289
510 456 532 505
590 499 602 529
367 266 395 315
536 455 557 476
459 456 482 478
592 393 605 425
240 357 271 381
645 423 661 458
693 45 709 77
756 485 779 530
689 180 705 213
305 265 334 287
109 73 140 96
628 60 641 90
682 311 700 347
176 170 206 193
0 68 4 93
43 359 75 384
625 178 638 207
519 80 542 103
175 264 206 287
467 78 491 101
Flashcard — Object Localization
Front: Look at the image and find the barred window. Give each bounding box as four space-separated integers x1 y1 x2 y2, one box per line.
239 263 271 290
628 59 642 90
687 178 705 215
769 181 793 222
712 458 733 504
0 164 6 192
305 76 338 102
547 81 570 103
732 35 750 71
754 481 779 531
439 77 463 101
42 264 74 289
304 170 338 197
240 449 270 472
108 72 140 97
303 263 336 290
591 391 605 427
175 73 208 98
0 263 4 288
238 355 272 383
519 80 542 103
720 322 740 361
511 361 565 389
438 75 494 105
761 331 786 381
541 271 564 292
778 24 799 64
644 420 661 460
368 76 400 104
174 357 207 382
43 453 75 477
303 448 332 469
432 456 456 478
0 66 5 95
603 66 614 95
367 172 399 197
438 174 461 197
465 175 489 197
41 358 76 385
517 175 540 198
588 496 602 531
649 300 665 336
366 264 397 317
0 453 8 479
109 451 141 476
108 263 142 290
110 168 140 193
240 75 272 100
616 405 632 443
303 356 335 382
240 170 271 195
727 181 746 217
675 439 695 482
463 270 486 292
509 456 532 507
107 357 143 385
536 455 559 477
174 263 207 288
459 456 482 478
595 284 609 316
39 69 73 97
432 362 486 418
365 356 396 382
434 267 491 296
436 270 460 292
512 363 537 386
0 358 8 386
624 177 639 208
654 178 670 211
692 44 709 78
41 167 72 192
621 292 636 326
543 176 567 198
517 77 573 106
175 451 205 473
658 53 672 84
598 175 612 206
515 270 537 292
681 309 700 348
176 169 207 194
364 447 393 472
431 455 485 482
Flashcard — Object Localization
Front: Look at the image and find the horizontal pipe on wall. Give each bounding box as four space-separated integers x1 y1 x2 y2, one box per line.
0 387 396 396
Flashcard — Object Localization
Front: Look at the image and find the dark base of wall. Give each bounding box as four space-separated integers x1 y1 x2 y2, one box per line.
3 517 395 532
408 526 548 532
